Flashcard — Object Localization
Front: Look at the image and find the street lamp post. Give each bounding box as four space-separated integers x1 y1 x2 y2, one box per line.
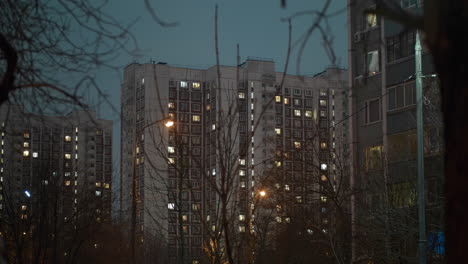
131 117 173 263
248 189 267 264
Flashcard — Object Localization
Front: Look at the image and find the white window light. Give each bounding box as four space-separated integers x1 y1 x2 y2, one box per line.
239 170 245 176
238 92 245 99
367 50 380 75
168 158 175 164
168 146 175 153
239 159 245 165
168 203 175 210
180 81 188 88
64 153 71 160
275 128 281 135
239 215 245 221
23 150 29 157
65 135 72 142
141 78 145 84
32 152 38 158
321 163 328 171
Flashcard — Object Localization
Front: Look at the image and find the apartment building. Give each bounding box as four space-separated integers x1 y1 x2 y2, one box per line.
120 58 347 263
0 104 113 262
348 0 444 262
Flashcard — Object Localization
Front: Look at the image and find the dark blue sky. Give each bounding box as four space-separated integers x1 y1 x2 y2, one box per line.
100 0 348 199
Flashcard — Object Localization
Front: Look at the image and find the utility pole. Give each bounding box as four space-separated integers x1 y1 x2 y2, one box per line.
415 29 427 264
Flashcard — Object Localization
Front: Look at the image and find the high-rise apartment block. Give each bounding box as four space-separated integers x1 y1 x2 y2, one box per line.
0 104 113 262
120 58 347 263
348 0 444 262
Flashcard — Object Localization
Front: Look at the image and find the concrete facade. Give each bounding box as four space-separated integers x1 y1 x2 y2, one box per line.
347 0 444 262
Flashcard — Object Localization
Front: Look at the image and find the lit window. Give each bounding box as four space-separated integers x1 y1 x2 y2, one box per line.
64 153 71 160
275 161 281 167
206 105 211 111
168 158 175 164
275 128 281 135
65 135 72 142
75 127 79 133
75 154 78 159
23 132 30 139
294 141 301 149
65 181 71 186
168 203 175 210
320 100 327 107
321 175 327 181
23 150 29 157
320 142 327 149
239 170 245 176
321 163 328 171
285 184 290 191
104 183 110 189
366 13 377 29
320 90 327 97
211 124 216 131
239 159 246 165
32 152 38 158
305 111 312 117
192 115 200 122
240 181 246 189
294 109 301 117
212 168 216 176
193 82 201 89
239 225 246 233
239 215 245 221
284 98 289 105
275 96 281 102
168 146 175 153
321 196 328 202
238 92 245 99
296 196 302 203
367 50 380 75
182 215 188 221
180 81 188 88
192 203 201 211
23 142 29 148
168 102 175 109
307 229 313 235
21 205 27 210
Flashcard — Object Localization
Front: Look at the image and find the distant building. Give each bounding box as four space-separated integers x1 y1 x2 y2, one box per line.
347 0 444 262
0 104 113 262
120 59 348 263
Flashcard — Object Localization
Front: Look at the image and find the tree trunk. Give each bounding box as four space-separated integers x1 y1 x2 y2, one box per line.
429 1 468 262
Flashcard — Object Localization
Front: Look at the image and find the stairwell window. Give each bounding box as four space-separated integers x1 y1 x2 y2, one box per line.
367 50 380 75
364 98 381 124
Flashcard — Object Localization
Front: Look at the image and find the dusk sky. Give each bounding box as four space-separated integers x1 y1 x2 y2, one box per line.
101 0 348 194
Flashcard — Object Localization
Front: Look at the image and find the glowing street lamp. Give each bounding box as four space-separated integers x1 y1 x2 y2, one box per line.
259 190 266 197
165 120 174 128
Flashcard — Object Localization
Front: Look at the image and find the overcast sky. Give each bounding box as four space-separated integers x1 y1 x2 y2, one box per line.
99 0 348 210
